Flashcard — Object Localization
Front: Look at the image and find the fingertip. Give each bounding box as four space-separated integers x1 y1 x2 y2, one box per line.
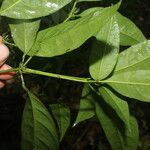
0 36 3 44
0 64 15 80
0 43 10 66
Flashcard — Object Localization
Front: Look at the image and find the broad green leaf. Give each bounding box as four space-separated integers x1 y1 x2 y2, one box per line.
0 0 72 19
116 13 146 46
22 90 59 150
75 84 95 125
126 117 139 150
79 7 146 46
99 87 130 130
103 40 150 102
50 103 70 141
30 2 121 57
79 7 103 17
89 16 119 80
9 19 40 53
96 102 139 150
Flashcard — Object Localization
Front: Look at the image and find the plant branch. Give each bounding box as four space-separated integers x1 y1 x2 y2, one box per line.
3 39 17 47
22 67 96 83
63 0 78 23
0 67 105 84
23 56 33 66
0 68 19 74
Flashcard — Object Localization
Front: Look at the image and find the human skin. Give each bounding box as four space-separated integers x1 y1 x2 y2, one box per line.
0 36 14 88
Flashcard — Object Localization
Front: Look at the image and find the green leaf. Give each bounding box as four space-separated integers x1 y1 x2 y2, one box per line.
22 90 59 150
116 13 146 46
30 2 121 57
79 7 146 46
104 40 150 102
75 84 95 125
89 16 119 80
9 19 40 53
0 0 72 19
96 102 139 150
99 87 130 130
50 103 70 141
126 117 139 150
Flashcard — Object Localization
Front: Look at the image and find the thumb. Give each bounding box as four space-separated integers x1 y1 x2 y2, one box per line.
0 36 10 66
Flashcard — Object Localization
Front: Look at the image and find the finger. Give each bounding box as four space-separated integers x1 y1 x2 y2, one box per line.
0 37 9 66
0 81 5 88
0 64 15 80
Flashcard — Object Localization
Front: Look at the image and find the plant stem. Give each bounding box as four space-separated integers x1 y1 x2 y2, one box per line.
22 68 96 83
0 67 105 84
0 68 19 74
63 0 78 23
23 56 33 66
3 39 17 47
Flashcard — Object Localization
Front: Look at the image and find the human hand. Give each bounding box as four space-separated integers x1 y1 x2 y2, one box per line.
0 36 14 88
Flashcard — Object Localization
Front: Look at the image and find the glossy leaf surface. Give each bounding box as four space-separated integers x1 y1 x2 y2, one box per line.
96 102 139 150
22 90 59 150
75 84 95 125
99 87 130 130
0 0 72 19
30 2 120 57
104 40 150 102
89 16 119 80
50 103 70 141
9 19 40 53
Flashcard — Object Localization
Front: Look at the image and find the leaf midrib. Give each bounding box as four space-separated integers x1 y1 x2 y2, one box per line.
104 80 150 86
1 0 21 13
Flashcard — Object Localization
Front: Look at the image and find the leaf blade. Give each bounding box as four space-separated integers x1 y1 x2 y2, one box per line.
99 86 130 130
0 0 72 19
104 40 150 102
50 103 70 141
75 84 95 125
30 2 120 57
22 90 59 150
116 13 146 46
89 16 119 80
9 19 40 53
95 101 139 150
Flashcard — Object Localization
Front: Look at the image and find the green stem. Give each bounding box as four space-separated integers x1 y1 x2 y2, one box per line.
0 68 19 74
0 67 105 84
23 56 33 66
22 68 96 83
63 0 78 23
3 39 17 47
